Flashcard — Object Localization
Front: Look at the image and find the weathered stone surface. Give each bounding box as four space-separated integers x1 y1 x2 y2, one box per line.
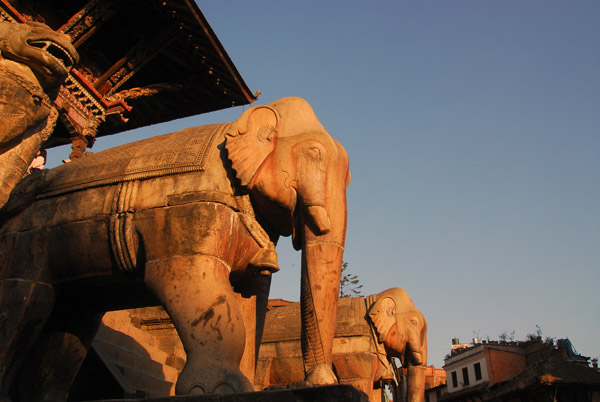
0 97 350 401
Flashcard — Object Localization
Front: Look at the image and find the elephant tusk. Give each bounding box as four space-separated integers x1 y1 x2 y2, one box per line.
304 205 331 235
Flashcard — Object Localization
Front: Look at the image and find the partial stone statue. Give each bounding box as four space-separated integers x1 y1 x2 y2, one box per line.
256 288 428 402
0 20 78 207
0 97 350 400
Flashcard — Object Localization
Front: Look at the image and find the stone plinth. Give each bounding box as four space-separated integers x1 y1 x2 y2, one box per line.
84 385 368 402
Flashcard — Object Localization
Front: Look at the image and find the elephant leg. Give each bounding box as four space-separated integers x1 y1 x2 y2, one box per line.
234 293 257 388
16 303 103 402
0 279 55 401
232 272 272 387
145 254 254 395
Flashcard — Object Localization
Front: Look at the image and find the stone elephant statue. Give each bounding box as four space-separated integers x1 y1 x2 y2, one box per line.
0 20 78 207
255 288 427 402
0 97 350 401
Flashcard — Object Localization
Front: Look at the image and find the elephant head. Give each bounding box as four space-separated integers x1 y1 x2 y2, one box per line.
225 97 350 385
368 288 428 402
0 21 78 89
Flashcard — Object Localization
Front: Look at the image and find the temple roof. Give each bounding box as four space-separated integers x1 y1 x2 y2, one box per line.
2 0 257 148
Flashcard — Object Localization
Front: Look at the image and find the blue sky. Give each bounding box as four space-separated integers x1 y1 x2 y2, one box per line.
47 1 599 368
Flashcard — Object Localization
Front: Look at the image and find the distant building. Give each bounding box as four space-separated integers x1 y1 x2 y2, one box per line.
438 337 600 402
425 383 447 402
424 366 448 390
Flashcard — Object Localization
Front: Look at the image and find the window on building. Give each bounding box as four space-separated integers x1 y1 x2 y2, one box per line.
474 362 482 381
462 367 470 386
451 371 458 388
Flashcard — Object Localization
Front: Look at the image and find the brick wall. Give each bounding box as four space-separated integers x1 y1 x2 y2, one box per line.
424 366 447 389
484 347 527 385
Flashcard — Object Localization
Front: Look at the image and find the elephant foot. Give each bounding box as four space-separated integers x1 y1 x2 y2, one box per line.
305 364 338 386
176 366 254 395
214 372 254 394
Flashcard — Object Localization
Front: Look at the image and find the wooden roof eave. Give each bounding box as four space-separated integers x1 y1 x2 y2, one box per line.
182 0 257 105
1 0 258 148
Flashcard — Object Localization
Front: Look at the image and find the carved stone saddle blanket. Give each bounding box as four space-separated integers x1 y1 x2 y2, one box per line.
40 123 229 198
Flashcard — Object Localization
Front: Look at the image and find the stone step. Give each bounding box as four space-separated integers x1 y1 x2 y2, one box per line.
94 308 187 396
100 310 186 369
101 311 159 348
96 328 170 367
94 338 179 384
120 366 175 397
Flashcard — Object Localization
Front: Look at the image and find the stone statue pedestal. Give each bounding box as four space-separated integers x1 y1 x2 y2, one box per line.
85 385 368 402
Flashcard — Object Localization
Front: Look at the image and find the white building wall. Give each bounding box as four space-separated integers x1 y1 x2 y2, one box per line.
425 386 447 402
443 345 489 393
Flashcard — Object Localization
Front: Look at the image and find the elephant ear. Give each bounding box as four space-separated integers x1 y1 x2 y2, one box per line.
368 296 396 343
225 106 278 187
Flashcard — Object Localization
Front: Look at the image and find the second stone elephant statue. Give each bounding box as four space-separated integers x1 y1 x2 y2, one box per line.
255 288 428 402
0 97 350 401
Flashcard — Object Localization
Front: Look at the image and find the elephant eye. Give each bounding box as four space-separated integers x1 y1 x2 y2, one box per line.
307 147 321 159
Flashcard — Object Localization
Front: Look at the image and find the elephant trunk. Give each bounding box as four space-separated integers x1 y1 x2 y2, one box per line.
405 319 427 402
406 363 426 402
298 169 347 385
300 235 344 385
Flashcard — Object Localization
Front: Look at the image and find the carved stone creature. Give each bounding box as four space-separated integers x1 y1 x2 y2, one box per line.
0 97 349 401
0 21 78 207
256 288 428 402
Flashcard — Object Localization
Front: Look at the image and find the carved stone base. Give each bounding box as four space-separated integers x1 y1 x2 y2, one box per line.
83 385 368 402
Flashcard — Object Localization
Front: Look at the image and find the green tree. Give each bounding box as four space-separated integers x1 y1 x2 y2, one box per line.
498 330 515 342
339 262 363 298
